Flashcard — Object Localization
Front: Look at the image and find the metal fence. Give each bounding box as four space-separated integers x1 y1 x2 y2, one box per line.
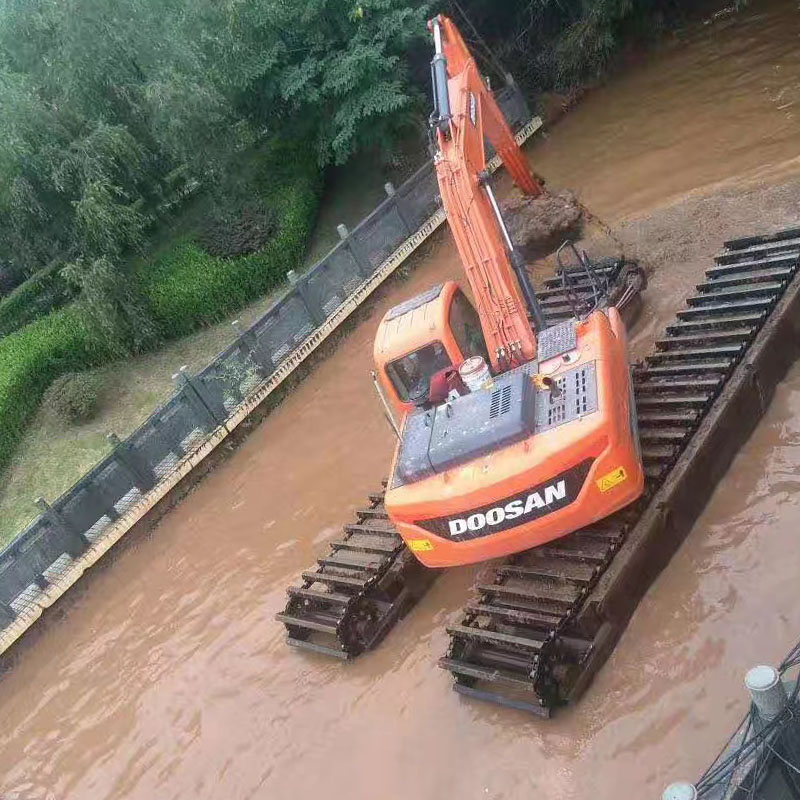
0 84 534 647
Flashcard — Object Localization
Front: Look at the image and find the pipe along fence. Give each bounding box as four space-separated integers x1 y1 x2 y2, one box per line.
0 85 541 655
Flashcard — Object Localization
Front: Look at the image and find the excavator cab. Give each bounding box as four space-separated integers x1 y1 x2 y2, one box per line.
375 282 487 413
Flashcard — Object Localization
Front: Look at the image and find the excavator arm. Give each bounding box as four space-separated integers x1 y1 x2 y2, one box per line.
429 15 546 372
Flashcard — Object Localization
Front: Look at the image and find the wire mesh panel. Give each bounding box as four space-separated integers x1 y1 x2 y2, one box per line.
128 393 201 479
350 202 410 271
198 346 260 413
396 163 440 229
252 292 316 367
56 482 113 543
94 456 145 517
0 519 51 611
302 246 363 318
495 84 531 131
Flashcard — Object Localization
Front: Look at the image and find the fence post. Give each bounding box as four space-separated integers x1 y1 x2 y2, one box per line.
0 601 15 627
34 497 88 559
385 182 412 235
661 783 697 800
173 366 225 431
286 270 325 326
338 224 372 278
746 665 800 797
107 433 156 492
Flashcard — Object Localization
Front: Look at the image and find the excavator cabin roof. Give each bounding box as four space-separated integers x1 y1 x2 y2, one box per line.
373 281 459 368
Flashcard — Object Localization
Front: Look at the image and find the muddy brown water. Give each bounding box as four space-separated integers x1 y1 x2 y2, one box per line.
4 2 800 798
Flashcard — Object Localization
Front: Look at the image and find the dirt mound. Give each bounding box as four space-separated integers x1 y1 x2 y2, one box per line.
501 189 584 260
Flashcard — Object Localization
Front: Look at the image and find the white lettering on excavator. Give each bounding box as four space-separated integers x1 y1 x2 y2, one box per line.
447 480 567 537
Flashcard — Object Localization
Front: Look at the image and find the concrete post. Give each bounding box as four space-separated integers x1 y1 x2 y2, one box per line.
746 665 788 721
0 602 16 628
35 497 88 559
662 783 697 800
286 270 324 326
106 433 155 491
386 181 412 233
746 665 800 798
173 366 220 431
337 223 371 277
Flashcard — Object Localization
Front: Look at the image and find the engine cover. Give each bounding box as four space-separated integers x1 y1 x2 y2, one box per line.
393 371 537 486
428 371 537 472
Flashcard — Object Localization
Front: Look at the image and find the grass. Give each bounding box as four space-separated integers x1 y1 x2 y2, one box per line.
0 140 418 548
0 292 279 545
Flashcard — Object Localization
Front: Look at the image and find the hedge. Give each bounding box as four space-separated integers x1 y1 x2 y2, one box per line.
0 306 113 473
0 262 75 338
137 140 322 338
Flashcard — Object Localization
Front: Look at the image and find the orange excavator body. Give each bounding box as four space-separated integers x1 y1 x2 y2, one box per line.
373 16 644 568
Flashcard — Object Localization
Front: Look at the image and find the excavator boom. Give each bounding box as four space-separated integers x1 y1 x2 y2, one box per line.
429 15 545 371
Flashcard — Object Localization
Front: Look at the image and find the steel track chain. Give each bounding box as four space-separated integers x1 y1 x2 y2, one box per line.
441 227 800 715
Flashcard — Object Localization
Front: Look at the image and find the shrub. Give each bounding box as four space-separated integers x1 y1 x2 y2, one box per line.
0 262 76 338
197 203 278 259
63 256 160 357
43 372 101 423
0 138 321 473
0 306 113 473
137 139 322 338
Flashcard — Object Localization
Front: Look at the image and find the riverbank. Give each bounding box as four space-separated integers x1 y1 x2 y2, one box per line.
0 143 424 545
2 1 800 797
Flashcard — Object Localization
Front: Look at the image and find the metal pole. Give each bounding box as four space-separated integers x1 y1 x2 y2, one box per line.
430 18 451 126
662 783 698 800
432 17 443 54
745 665 788 721
483 182 513 251
371 371 401 441
483 181 548 332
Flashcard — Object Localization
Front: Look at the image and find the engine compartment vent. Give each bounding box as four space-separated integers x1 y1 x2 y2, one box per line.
489 385 513 419
536 363 598 432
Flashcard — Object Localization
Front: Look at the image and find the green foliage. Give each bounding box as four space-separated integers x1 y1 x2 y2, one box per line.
43 372 101 423
0 262 75 337
0 0 429 282
449 0 684 92
139 141 322 338
262 0 431 164
62 257 160 356
0 307 113 473
197 204 277 259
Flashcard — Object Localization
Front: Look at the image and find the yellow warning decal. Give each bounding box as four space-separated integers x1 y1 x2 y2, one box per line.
408 539 434 552
596 467 628 493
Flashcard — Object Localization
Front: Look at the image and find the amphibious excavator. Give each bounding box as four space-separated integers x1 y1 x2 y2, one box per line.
279 15 645 701
374 16 644 569
279 15 800 716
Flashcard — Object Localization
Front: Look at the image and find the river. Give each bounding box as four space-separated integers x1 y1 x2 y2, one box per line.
2 1 800 798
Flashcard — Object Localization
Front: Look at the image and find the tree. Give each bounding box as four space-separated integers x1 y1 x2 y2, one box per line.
0 0 430 282
447 0 684 92
61 256 159 355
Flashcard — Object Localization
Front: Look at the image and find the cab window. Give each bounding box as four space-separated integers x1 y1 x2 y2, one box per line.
449 290 488 361
386 342 451 403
